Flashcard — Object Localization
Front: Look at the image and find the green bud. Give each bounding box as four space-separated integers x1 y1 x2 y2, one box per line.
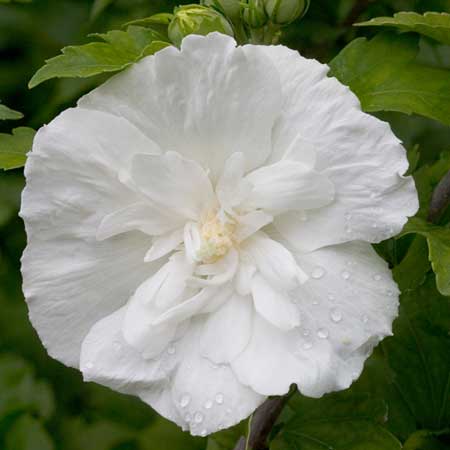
200 0 241 21
264 0 309 25
168 5 234 47
243 0 268 28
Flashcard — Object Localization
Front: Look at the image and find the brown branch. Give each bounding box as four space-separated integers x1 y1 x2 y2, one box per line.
232 395 290 450
428 169 450 224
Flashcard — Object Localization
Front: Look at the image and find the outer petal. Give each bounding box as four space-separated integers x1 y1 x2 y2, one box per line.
233 241 399 398
20 108 160 368
260 45 418 251
81 311 265 436
79 33 282 180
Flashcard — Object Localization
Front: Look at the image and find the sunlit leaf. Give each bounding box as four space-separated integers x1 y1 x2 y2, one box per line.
330 32 450 126
356 12 450 46
0 104 23 120
0 127 35 170
29 26 170 88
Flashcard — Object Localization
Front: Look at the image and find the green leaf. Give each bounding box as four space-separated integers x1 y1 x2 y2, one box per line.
29 26 170 88
382 274 450 431
270 392 401 450
0 0 32 3
401 217 450 296
414 153 450 219
329 32 450 126
393 235 431 292
0 104 23 120
404 430 450 450
124 13 174 27
206 421 247 450
0 127 35 170
355 12 450 46
0 354 55 421
5 415 54 450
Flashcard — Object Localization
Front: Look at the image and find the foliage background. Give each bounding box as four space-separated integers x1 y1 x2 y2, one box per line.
0 0 449 449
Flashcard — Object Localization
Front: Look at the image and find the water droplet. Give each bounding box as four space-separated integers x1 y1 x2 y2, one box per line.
180 394 191 408
184 413 192 422
312 299 320 305
194 412 204 423
372 223 378 228
215 393 224 404
311 266 326 279
200 429 208 437
344 212 352 220
167 345 176 355
387 289 394 297
302 342 313 350
85 362 94 369
327 293 336 302
204 400 213 409
362 314 369 324
341 270 351 280
345 226 352 234
330 308 342 323
373 274 381 281
302 329 310 337
317 328 329 339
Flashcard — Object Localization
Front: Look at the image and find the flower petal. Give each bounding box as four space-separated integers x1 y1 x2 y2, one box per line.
127 152 216 221
252 274 300 331
144 228 184 262
243 160 334 214
82 309 265 436
259 45 417 251
234 240 399 398
21 110 161 367
200 294 253 364
79 33 282 181
243 232 308 291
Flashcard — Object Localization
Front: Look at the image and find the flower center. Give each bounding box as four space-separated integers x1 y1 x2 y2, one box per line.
196 211 236 264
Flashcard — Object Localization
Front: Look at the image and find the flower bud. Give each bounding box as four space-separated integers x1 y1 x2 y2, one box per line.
168 5 234 47
243 0 268 28
200 0 241 21
264 0 309 25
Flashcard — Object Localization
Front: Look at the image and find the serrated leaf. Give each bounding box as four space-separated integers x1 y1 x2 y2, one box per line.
5 415 54 450
0 127 35 170
29 26 170 88
382 274 450 430
330 32 450 126
124 13 174 27
401 217 450 296
0 104 23 120
356 12 450 46
270 392 401 450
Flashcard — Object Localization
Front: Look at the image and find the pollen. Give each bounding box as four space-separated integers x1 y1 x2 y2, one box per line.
197 211 236 264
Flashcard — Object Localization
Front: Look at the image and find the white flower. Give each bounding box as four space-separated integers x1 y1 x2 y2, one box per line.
21 33 418 436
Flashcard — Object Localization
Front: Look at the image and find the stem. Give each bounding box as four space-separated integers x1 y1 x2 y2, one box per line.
428 169 450 224
232 394 291 450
